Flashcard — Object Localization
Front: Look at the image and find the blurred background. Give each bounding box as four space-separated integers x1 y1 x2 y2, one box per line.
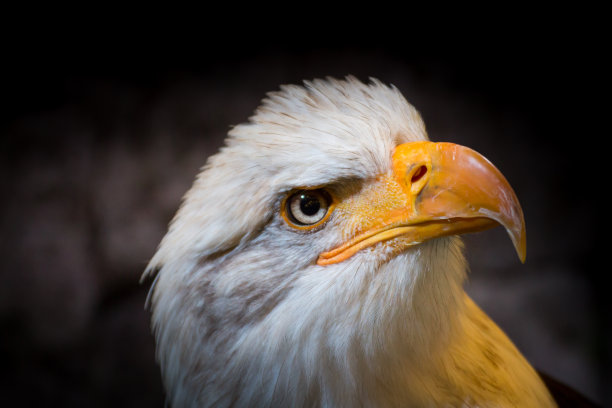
1 17 607 407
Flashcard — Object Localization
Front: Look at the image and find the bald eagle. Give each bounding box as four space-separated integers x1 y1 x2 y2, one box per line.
143 77 588 407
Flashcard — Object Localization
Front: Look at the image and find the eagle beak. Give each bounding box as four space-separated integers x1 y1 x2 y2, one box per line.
317 141 526 265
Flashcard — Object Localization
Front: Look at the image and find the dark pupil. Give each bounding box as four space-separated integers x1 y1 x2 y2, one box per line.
300 194 321 216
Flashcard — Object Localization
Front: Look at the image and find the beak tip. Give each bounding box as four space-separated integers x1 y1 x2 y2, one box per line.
513 227 527 264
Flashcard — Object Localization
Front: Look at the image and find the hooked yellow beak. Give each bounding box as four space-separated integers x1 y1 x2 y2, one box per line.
317 141 526 266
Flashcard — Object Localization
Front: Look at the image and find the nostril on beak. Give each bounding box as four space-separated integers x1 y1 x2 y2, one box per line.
411 165 427 183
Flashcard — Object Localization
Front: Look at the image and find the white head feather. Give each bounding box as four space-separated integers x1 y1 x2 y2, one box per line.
144 77 554 407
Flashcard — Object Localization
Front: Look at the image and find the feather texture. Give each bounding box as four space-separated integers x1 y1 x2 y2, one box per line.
145 77 557 407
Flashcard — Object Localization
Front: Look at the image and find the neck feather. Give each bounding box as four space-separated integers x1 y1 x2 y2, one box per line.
222 237 469 406
153 237 475 407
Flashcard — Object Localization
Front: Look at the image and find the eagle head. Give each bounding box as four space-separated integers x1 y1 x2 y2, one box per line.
144 77 555 407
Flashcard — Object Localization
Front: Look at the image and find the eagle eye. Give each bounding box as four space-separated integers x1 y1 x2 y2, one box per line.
282 189 334 229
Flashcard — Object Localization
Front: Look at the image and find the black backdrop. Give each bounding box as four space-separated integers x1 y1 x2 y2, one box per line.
1 20 607 407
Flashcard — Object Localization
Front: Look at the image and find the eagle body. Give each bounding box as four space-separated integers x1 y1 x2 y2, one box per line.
145 77 557 407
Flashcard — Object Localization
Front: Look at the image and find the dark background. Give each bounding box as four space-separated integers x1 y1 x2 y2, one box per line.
1 19 607 407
